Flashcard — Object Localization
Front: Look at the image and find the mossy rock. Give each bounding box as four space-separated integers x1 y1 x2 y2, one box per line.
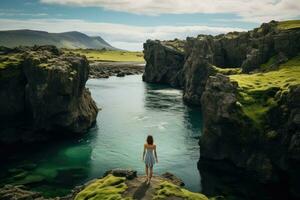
230 54 300 127
153 181 208 200
75 174 131 200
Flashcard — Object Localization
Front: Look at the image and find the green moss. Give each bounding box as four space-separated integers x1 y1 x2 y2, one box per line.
277 20 300 30
153 181 208 200
0 54 22 69
230 55 300 127
63 49 144 62
213 65 241 75
75 174 131 200
162 39 186 52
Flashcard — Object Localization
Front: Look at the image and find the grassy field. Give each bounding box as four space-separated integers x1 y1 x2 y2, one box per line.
277 20 300 30
64 49 145 62
230 55 300 126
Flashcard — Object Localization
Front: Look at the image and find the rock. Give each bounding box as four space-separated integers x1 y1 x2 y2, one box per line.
0 170 208 200
116 72 125 77
142 20 300 104
0 46 98 147
0 185 52 200
161 172 185 186
103 168 137 180
182 37 217 105
143 40 185 87
89 61 144 79
75 172 208 200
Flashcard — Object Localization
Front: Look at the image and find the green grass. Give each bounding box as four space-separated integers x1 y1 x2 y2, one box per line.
64 49 144 62
277 20 300 30
162 39 185 52
229 55 300 126
153 181 208 200
213 65 241 75
75 174 131 200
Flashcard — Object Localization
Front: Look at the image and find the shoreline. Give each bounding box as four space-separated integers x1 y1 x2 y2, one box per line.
89 61 145 78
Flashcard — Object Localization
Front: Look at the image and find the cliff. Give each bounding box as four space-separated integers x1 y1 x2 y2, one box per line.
142 39 185 87
0 169 210 200
0 46 98 147
143 20 300 105
142 20 300 199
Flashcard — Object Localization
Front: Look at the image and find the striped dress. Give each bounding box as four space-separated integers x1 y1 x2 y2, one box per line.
144 147 155 167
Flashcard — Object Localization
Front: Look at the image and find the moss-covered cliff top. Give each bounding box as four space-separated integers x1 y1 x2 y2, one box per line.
0 53 23 69
229 55 300 127
161 39 186 52
75 173 209 200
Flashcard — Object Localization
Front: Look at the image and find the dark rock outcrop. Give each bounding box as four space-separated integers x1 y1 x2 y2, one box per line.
199 74 300 199
0 46 98 146
142 40 185 87
143 20 300 105
142 20 300 199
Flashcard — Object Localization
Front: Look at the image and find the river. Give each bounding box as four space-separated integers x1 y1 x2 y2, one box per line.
0 75 203 197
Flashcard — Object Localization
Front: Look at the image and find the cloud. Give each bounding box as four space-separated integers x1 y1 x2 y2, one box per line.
40 0 300 22
0 18 246 50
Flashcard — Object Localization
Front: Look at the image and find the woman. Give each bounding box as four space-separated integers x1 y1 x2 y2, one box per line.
142 135 158 184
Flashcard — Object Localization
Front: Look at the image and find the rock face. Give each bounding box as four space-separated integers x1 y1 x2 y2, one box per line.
143 20 300 105
143 20 300 199
143 40 185 87
199 74 300 199
0 46 98 146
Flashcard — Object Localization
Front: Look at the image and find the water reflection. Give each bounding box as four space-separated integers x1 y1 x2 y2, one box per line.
143 83 183 112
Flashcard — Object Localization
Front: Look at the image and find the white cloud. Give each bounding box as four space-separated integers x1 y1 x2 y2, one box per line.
40 0 300 22
0 18 246 50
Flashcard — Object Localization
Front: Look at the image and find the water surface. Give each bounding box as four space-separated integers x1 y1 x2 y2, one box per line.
0 75 203 196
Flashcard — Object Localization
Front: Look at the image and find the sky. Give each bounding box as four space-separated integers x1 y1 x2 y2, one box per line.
0 0 299 50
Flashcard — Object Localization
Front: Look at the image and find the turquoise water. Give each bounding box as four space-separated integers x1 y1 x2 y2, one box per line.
0 75 203 197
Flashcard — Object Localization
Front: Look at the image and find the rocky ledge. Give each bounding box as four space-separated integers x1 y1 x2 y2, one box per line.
89 61 145 78
0 169 210 200
0 45 98 147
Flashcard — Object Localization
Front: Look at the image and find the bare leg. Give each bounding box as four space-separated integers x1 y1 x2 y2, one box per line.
148 166 153 183
145 165 149 181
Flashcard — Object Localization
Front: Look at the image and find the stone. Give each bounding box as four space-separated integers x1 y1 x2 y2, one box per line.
161 172 185 186
103 168 137 180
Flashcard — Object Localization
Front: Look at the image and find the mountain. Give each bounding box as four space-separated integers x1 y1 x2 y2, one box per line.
0 29 116 50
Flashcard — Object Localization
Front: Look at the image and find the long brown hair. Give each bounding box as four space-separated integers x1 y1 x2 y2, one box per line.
147 135 154 145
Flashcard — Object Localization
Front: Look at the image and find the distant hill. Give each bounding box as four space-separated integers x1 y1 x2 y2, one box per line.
0 29 117 50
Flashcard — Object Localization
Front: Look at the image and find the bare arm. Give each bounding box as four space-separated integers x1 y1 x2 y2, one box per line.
142 144 146 160
154 145 158 163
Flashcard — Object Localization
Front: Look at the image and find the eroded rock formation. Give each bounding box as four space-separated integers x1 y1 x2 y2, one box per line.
0 46 98 146
142 20 300 199
143 20 300 105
